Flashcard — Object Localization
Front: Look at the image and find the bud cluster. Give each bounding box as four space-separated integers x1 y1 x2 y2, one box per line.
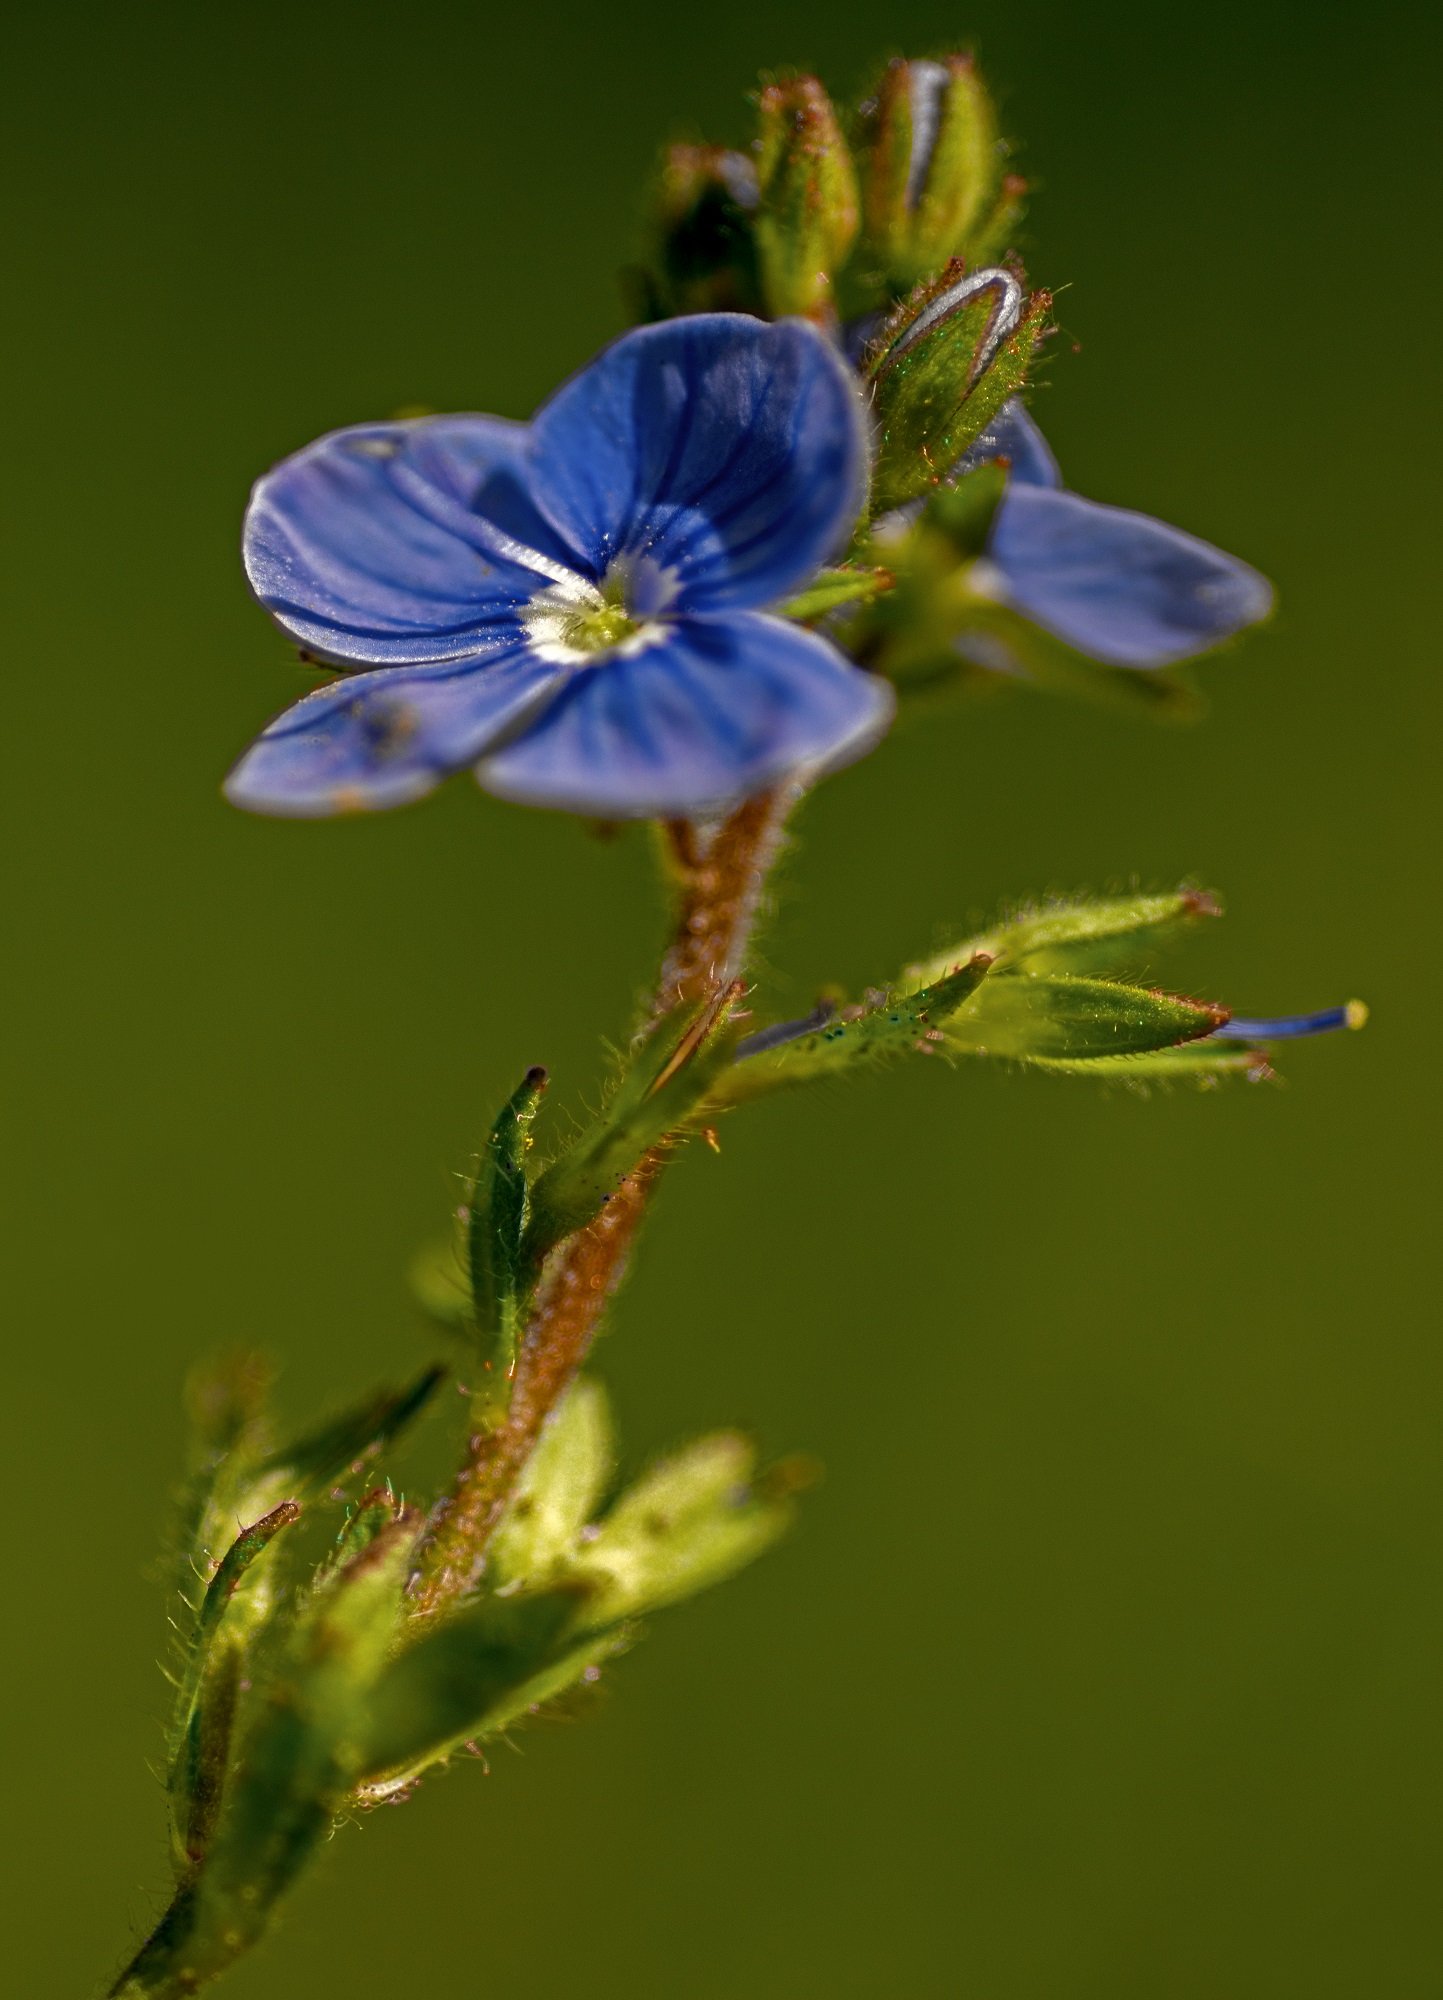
644 54 1027 327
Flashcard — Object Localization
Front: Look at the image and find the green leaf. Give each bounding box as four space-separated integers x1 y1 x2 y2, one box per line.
252 1364 443 1508
465 1066 547 1420
525 984 742 1258
778 565 894 623
354 1587 615 1787
711 955 993 1107
570 1431 795 1628
944 972 1226 1063
170 1352 274 1632
168 1498 303 1772
490 1378 616 1589
130 1514 421 1995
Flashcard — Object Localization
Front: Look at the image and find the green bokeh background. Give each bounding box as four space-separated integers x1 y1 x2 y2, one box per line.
8 4 1440 1994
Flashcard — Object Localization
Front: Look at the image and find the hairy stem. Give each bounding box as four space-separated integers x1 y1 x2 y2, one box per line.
412 780 800 1618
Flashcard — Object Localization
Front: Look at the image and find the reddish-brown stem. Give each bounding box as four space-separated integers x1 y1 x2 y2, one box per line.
411 781 799 1619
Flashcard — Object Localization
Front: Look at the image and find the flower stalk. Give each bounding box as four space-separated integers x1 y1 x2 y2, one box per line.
412 782 799 1621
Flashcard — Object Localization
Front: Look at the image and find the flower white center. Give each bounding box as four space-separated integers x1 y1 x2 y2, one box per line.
522 557 679 666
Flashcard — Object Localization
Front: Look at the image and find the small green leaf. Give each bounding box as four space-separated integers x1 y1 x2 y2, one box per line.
166 1499 303 1861
779 565 894 623
252 1364 443 1507
465 1066 548 1420
132 1512 420 1994
354 1587 612 1786
571 1431 794 1628
171 1352 273 1627
944 972 1226 1063
1030 1041 1275 1087
490 1378 616 1589
525 984 742 1258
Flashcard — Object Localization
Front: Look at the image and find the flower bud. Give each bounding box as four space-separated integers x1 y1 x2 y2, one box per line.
753 74 860 319
645 143 762 316
866 264 1050 513
856 55 1022 290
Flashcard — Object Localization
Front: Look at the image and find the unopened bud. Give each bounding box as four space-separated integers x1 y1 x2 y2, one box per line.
646 143 762 316
753 74 860 319
856 55 1018 290
866 264 1049 512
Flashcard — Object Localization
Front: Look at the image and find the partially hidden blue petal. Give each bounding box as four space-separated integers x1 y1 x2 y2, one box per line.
525 316 870 615
475 613 893 818
954 398 1061 488
244 417 586 666
1213 1003 1367 1041
224 647 567 816
986 484 1274 668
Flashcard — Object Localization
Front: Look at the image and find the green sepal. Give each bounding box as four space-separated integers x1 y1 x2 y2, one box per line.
711 955 993 1108
867 270 1049 514
966 171 1029 268
911 888 1223 984
944 972 1227 1063
465 1066 547 1421
1030 1041 1275 1087
569 1431 796 1630
490 1377 615 1590
753 73 860 319
778 564 895 623
525 984 742 1259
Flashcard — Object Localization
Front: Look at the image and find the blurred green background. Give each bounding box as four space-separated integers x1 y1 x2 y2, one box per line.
7 2 1440 1994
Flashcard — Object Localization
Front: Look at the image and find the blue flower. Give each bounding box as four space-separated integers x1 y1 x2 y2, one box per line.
228 316 892 819
954 401 1274 668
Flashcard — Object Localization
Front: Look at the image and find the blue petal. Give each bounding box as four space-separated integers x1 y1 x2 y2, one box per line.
987 485 1274 667
955 399 1061 488
224 647 566 816
244 417 587 666
524 316 870 614
475 613 892 818
1213 1003 1366 1041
